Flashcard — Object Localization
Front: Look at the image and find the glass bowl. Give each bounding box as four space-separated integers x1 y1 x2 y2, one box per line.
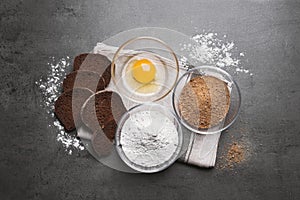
111 37 179 103
115 103 183 173
172 66 241 134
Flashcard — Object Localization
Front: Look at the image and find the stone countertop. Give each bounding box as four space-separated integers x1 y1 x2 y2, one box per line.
0 0 299 199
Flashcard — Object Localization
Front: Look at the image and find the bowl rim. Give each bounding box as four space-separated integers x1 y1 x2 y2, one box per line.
111 36 180 103
172 65 242 135
115 102 183 173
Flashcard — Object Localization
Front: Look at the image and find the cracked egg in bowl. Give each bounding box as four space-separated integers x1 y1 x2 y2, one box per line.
111 37 179 103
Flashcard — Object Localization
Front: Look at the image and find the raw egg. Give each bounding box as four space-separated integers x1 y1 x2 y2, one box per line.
131 59 156 84
122 54 166 95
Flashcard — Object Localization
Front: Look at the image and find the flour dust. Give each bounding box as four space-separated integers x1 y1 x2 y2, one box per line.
35 57 84 154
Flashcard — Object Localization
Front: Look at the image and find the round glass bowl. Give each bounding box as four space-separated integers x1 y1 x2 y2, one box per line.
111 37 179 103
115 103 183 173
172 66 241 134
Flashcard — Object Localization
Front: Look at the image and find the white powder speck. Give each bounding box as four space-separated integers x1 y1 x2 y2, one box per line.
36 57 84 154
180 32 252 76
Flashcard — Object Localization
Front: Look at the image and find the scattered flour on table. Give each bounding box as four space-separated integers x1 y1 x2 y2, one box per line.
35 57 84 154
180 32 253 76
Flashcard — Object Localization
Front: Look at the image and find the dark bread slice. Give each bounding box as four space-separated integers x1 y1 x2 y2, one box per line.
54 88 93 132
73 53 111 75
73 53 89 71
91 129 113 157
102 64 112 88
73 53 112 89
81 91 127 141
102 119 118 142
62 70 106 92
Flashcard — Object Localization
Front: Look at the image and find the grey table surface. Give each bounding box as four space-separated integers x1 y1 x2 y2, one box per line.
1 0 300 199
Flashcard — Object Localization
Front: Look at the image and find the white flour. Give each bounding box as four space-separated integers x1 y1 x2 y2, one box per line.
35 57 84 154
120 111 179 167
180 32 253 76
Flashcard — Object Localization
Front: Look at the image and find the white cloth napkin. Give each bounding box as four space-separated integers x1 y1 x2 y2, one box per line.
92 43 221 168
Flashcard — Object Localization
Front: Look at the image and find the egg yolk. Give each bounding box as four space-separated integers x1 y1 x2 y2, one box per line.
131 59 156 84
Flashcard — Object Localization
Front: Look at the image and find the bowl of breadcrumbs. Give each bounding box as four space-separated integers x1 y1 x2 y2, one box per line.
172 66 241 134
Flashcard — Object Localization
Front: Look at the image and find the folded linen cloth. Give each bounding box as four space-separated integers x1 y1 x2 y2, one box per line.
92 43 221 168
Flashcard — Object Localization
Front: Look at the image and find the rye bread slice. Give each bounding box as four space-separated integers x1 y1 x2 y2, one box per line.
73 53 89 71
73 53 112 89
81 91 127 141
101 64 112 88
73 53 111 74
54 88 93 132
91 129 113 157
62 70 106 92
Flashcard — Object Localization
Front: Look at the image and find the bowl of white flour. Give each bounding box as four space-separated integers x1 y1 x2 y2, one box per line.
115 103 183 173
